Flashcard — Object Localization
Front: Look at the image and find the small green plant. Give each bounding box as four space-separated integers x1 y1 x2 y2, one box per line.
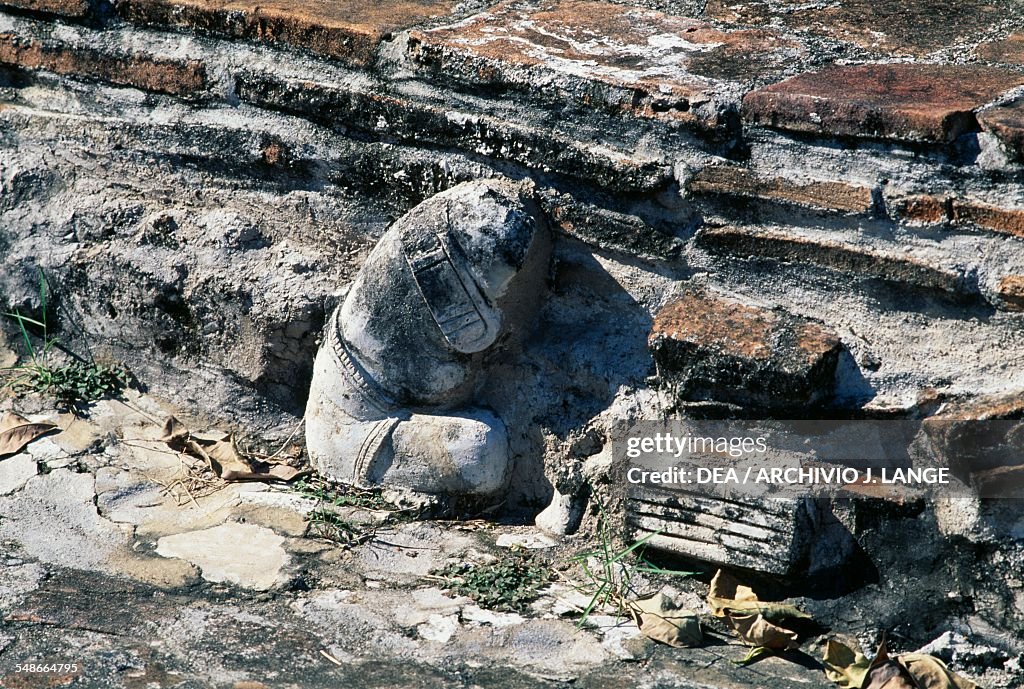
294 475 419 546
431 552 552 613
570 495 694 627
1 270 128 404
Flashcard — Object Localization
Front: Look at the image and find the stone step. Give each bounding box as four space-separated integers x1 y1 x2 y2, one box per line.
696 225 976 298
406 0 805 135
234 71 670 193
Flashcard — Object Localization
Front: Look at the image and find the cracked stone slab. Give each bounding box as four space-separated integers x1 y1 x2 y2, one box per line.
155 522 289 590
0 469 198 587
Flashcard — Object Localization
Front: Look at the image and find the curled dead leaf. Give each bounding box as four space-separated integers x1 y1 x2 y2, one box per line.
628 591 702 648
161 416 306 483
823 639 872 689
824 637 979 689
0 411 57 457
726 611 799 650
708 569 810 622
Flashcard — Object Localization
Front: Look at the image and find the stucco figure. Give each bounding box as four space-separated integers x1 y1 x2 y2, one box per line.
305 179 547 496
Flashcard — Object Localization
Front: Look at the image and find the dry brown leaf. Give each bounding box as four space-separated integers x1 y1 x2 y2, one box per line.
161 416 303 483
0 411 57 458
825 637 979 689
708 569 810 622
896 654 977 689
628 592 702 648
726 611 799 650
823 639 872 689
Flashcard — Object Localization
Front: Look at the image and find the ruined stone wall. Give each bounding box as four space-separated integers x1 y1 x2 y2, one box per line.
2 0 1024 509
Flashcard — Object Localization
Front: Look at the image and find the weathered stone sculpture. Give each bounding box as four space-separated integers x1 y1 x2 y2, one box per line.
305 179 547 497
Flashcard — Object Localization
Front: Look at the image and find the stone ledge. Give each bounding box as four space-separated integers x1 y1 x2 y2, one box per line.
696 225 975 298
951 199 1024 239
743 64 1024 143
687 165 875 215
978 33 1024 65
115 0 460 67
0 30 207 97
234 71 671 193
979 100 1024 163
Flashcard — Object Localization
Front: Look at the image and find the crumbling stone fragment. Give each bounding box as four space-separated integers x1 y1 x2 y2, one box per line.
649 287 842 411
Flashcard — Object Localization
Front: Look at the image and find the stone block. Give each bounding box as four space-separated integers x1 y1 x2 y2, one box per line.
648 287 842 410
697 225 973 297
890 194 950 225
743 64 1024 143
116 0 460 66
408 0 801 131
687 165 874 214
0 31 207 97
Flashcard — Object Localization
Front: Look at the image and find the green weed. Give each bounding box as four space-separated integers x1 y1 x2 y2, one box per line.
1 270 128 404
431 552 552 613
570 495 694 627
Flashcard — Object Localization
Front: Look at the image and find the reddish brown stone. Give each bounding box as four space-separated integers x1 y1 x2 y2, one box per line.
892 195 950 225
0 0 89 17
649 287 842 409
409 0 801 129
978 33 1024 65
952 200 1024 239
707 0 1007 58
116 0 459 66
978 99 1024 162
743 64 1024 143
996 275 1024 312
687 166 874 214
0 32 207 97
697 225 971 297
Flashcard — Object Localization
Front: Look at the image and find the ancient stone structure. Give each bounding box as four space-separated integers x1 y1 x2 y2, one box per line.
1 0 1024 579
305 179 547 496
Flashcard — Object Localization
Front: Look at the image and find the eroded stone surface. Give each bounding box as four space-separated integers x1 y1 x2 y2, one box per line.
649 287 842 409
117 0 461 66
0 451 36 494
410 0 802 129
979 33 1024 65
155 521 289 590
743 64 1024 143
706 0 1017 57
